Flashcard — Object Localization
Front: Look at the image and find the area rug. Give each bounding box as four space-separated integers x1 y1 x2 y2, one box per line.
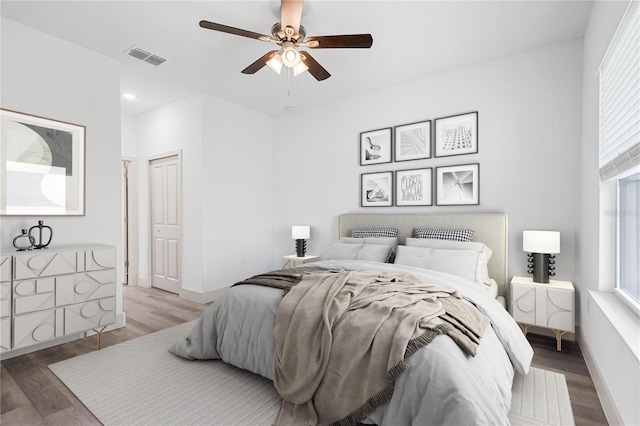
49 321 575 426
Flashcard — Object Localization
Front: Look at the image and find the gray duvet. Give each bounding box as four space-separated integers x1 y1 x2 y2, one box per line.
170 260 533 426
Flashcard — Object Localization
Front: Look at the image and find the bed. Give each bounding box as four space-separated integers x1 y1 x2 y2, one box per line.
171 213 533 425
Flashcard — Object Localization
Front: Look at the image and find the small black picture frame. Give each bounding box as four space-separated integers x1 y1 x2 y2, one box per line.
361 171 393 207
360 128 392 166
394 120 431 162
435 163 480 206
395 168 432 207
434 111 478 158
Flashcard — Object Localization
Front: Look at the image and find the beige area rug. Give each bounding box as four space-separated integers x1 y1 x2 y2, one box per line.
49 321 575 426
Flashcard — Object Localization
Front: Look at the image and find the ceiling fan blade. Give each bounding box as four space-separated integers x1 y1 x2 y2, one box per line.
280 0 304 36
241 50 279 74
306 34 373 49
300 51 331 81
199 20 273 42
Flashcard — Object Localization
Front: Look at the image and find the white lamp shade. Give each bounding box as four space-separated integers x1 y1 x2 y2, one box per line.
523 231 560 254
266 54 283 74
292 226 310 240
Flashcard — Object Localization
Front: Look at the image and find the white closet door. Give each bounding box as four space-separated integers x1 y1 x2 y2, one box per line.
149 154 182 294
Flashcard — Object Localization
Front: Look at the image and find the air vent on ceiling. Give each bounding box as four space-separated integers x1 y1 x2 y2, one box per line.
125 46 167 66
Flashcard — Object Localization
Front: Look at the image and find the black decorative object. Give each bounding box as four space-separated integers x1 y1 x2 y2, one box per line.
295 239 307 257
29 220 53 249
12 229 35 251
527 253 556 284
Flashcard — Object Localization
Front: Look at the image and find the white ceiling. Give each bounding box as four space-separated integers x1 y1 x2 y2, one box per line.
1 1 593 117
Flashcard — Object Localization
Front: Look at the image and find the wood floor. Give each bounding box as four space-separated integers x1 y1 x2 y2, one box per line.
1 285 608 425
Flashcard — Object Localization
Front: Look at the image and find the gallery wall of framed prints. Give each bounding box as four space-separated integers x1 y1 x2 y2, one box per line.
359 111 479 207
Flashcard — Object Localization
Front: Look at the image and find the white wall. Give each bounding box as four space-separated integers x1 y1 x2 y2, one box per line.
121 114 137 158
201 95 274 292
273 40 583 297
579 2 639 425
129 92 273 299
0 19 123 313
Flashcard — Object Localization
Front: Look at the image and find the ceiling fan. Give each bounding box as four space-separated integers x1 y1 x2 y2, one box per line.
199 0 373 81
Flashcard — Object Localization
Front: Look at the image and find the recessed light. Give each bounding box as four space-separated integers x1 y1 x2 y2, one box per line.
122 93 137 100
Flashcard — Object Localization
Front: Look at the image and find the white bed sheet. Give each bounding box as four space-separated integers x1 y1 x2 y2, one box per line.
171 260 533 425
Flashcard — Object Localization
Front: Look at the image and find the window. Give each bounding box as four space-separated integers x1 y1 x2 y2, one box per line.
599 1 640 309
619 172 639 305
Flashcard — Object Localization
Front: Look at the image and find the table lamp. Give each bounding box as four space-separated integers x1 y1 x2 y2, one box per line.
292 226 310 257
523 230 560 283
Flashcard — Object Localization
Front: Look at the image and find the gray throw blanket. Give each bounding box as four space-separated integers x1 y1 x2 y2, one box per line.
268 269 490 426
232 266 330 294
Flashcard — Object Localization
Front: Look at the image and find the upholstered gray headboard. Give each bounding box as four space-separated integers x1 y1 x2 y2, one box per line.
338 213 508 297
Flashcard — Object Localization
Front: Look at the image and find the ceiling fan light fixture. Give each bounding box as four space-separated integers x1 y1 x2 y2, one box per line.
281 46 301 67
266 54 283 74
293 62 308 76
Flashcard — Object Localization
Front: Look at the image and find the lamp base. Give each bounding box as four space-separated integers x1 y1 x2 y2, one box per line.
529 253 551 283
295 239 307 257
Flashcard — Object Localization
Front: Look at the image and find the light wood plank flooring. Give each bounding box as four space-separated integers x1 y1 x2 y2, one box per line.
1 285 608 425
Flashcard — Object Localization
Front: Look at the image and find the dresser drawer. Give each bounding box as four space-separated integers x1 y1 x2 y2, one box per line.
14 250 83 280
0 282 11 319
0 256 11 282
85 248 116 271
13 308 60 349
1 317 11 351
13 270 115 315
63 297 116 335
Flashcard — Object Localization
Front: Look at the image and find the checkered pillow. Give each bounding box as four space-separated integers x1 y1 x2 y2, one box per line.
413 228 474 242
352 228 399 238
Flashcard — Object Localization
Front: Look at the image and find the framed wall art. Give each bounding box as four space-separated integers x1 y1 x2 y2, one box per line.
1 109 86 216
361 171 393 207
395 168 432 207
434 111 478 158
360 127 392 165
394 120 431 162
435 163 479 206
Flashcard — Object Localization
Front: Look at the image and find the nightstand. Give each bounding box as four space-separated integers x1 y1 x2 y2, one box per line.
510 276 575 351
282 255 319 269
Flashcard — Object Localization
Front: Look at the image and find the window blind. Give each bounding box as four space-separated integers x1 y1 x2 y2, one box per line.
599 0 640 181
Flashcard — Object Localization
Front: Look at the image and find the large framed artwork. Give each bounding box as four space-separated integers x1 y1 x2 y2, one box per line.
434 111 478 158
395 168 432 207
1 109 86 216
435 163 479 206
361 171 393 207
394 120 431 162
360 128 392 166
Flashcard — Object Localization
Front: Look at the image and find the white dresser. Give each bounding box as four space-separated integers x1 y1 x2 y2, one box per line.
0 244 116 356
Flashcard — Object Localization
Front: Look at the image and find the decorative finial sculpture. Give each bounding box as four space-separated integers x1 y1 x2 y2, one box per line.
29 220 53 249
13 229 35 251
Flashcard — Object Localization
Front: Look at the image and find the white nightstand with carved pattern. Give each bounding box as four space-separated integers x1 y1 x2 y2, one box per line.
510 276 575 351
282 255 319 269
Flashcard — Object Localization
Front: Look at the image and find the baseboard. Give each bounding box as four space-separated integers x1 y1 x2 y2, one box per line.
577 328 622 426
136 276 150 288
1 312 126 360
180 287 228 304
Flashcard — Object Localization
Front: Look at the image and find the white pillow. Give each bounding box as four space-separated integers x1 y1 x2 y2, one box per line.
403 238 493 286
394 245 480 283
324 243 392 263
340 237 398 262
